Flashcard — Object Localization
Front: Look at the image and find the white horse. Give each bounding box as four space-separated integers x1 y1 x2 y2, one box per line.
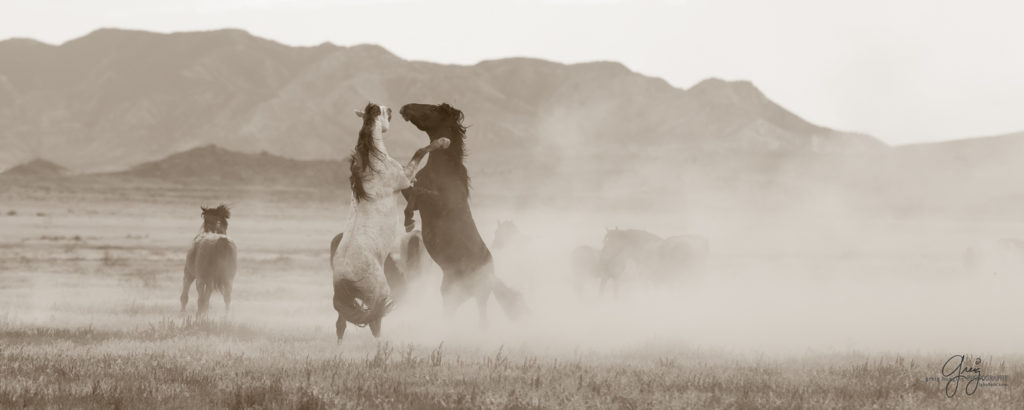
331 102 448 343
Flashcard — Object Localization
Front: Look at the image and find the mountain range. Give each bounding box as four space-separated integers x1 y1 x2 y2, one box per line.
0 28 882 174
1 28 1021 214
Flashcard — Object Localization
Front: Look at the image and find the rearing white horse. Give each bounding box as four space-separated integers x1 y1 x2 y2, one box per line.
331 102 448 343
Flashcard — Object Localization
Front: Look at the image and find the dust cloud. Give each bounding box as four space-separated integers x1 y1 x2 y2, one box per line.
2 145 1023 361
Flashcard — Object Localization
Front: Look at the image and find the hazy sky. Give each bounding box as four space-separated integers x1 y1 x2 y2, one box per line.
2 0 1021 144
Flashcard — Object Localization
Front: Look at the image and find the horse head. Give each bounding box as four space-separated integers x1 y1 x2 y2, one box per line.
200 204 231 234
399 103 465 140
493 220 521 251
354 102 392 134
398 102 469 191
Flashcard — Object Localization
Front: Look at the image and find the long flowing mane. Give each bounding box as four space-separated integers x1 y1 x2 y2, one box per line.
439 104 470 192
349 102 386 202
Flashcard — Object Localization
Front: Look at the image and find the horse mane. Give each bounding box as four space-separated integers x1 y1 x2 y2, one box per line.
439 103 470 193
199 204 231 234
349 102 386 202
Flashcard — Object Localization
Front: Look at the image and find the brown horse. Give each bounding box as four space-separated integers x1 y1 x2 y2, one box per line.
400 102 529 324
181 205 237 315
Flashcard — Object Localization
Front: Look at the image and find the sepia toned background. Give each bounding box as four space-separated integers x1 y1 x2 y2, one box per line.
1 1 1022 408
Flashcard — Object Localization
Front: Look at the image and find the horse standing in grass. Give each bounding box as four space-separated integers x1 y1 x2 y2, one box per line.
331 102 449 343
400 102 529 323
181 205 237 315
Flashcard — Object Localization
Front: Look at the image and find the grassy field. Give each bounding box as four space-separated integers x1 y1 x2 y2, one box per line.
1 181 1023 409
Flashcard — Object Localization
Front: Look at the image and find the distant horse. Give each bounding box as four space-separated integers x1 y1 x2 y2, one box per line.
181 205 237 315
598 228 709 293
400 102 529 323
492 220 524 252
331 102 449 342
329 228 428 302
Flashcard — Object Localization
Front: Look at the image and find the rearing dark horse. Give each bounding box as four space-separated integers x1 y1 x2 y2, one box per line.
399 103 529 323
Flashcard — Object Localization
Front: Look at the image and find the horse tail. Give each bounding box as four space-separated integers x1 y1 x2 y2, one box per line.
333 279 392 327
211 237 237 293
329 232 344 270
492 278 530 320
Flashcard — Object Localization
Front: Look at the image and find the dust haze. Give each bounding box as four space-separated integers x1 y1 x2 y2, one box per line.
3 133 1021 359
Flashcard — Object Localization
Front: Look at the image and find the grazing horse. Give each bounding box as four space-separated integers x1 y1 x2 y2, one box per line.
598 228 709 293
400 102 529 323
331 102 449 343
181 205 237 315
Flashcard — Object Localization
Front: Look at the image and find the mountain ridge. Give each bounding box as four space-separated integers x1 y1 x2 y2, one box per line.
0 27 881 175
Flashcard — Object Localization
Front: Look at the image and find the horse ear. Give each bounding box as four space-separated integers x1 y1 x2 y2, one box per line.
354 110 365 118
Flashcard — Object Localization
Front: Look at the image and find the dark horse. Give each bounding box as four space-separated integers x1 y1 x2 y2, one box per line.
400 102 529 323
181 205 237 315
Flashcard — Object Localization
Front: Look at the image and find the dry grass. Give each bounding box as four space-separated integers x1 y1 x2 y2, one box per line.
2 318 1020 409
1 184 1023 408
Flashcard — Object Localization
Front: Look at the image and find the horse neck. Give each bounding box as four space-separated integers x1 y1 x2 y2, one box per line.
423 128 462 173
367 121 390 163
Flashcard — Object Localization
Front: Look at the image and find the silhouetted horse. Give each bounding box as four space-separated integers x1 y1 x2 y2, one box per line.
181 205 237 315
331 102 449 343
492 220 524 252
400 102 529 323
597 228 709 294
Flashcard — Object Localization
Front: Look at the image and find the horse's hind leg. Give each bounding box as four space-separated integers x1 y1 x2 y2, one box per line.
369 318 382 338
197 281 213 316
335 313 347 343
333 291 347 343
475 289 490 329
221 281 233 312
180 273 195 312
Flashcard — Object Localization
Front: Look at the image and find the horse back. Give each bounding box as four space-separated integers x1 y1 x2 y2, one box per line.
193 234 237 284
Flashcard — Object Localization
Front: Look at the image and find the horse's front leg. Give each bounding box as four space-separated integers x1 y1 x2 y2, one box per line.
402 189 417 232
180 272 194 312
403 137 451 178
